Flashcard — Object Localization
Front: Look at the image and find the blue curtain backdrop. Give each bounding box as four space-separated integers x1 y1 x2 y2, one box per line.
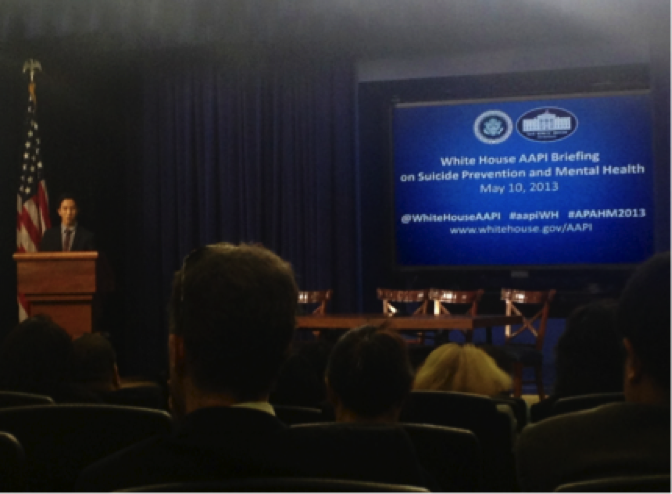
121 51 358 374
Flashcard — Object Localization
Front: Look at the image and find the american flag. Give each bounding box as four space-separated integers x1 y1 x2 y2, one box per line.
16 81 50 320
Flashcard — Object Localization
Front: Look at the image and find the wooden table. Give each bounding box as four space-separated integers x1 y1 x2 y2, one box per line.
297 314 523 344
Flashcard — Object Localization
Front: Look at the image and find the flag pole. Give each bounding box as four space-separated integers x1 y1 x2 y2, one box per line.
17 59 50 321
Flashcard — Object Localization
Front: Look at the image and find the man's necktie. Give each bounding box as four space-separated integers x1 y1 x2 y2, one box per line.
63 229 72 252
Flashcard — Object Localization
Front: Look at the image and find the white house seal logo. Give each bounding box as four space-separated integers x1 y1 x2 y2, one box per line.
517 107 578 142
474 110 513 144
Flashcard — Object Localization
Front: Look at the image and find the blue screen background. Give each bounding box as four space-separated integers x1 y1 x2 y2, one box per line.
393 93 655 267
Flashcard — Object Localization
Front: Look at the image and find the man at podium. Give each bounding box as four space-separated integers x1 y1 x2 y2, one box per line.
40 194 96 252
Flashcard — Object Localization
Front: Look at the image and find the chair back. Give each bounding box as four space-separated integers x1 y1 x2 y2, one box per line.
429 289 483 315
555 474 671 492
102 384 167 410
377 289 429 315
0 431 26 492
400 390 517 491
0 390 54 408
288 422 483 491
399 423 483 492
492 395 528 431
551 392 625 418
280 423 431 489
501 288 556 350
0 404 172 491
120 477 429 492
298 290 333 315
272 404 325 426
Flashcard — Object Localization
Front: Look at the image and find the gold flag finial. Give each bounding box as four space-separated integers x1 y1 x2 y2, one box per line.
22 59 42 82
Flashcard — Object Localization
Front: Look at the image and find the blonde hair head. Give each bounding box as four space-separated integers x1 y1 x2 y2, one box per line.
414 343 511 396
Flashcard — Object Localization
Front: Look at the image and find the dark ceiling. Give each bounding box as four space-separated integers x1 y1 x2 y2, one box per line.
0 0 667 58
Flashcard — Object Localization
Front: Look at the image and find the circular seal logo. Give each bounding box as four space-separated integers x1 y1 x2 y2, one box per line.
474 110 514 144
516 107 578 142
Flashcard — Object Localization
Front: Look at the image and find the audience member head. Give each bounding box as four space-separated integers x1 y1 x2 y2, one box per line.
326 325 413 423
553 299 623 397
271 340 333 408
168 243 298 417
69 333 121 393
618 252 670 405
0 315 73 397
414 343 511 397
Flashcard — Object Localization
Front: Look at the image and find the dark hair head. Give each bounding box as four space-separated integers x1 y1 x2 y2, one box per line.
57 193 78 209
0 315 73 395
618 252 670 389
554 299 623 396
271 340 334 407
326 325 413 418
70 334 117 385
168 243 298 399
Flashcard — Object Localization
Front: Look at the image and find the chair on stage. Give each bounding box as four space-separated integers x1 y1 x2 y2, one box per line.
377 289 429 344
499 288 556 399
298 290 333 338
428 289 484 343
298 290 333 315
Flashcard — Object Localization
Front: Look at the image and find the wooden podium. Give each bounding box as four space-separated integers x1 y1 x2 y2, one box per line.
14 252 113 338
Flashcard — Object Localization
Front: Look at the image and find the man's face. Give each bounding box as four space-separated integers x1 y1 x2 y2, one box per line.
58 199 78 227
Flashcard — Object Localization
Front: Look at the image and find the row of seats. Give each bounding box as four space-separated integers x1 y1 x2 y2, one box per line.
299 287 556 398
0 390 656 492
121 475 672 492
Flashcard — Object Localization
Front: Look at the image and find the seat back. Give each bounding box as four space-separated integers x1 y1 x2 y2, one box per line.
429 289 483 315
102 384 167 410
272 404 325 426
298 290 333 315
281 423 431 489
0 390 54 408
120 477 429 492
288 421 483 491
377 289 429 315
492 395 528 431
501 288 556 350
0 431 26 492
551 392 625 418
0 404 172 491
554 474 671 492
399 423 483 492
400 390 517 491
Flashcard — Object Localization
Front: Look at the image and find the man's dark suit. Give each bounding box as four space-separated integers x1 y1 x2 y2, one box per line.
75 407 433 492
40 226 96 252
516 402 670 492
75 407 288 492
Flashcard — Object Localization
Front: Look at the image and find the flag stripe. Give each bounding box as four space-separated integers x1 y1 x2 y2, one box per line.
16 82 50 321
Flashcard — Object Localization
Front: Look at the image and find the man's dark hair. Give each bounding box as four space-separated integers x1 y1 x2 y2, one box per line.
271 340 334 407
326 325 413 418
168 243 298 400
70 334 117 386
0 315 73 396
554 299 623 397
57 193 78 208
618 252 670 389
